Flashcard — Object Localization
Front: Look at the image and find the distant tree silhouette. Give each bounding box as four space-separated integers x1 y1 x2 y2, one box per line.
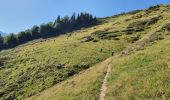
17 31 27 44
0 34 4 50
0 12 98 50
70 13 76 24
39 22 56 38
57 16 61 23
31 25 40 39
17 30 32 44
25 29 32 41
4 33 18 48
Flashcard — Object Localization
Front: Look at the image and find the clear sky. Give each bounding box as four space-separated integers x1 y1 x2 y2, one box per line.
0 0 169 33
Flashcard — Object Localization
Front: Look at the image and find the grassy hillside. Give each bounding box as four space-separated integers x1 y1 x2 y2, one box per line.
0 10 130 99
28 57 112 100
0 4 170 100
105 5 170 100
106 34 170 100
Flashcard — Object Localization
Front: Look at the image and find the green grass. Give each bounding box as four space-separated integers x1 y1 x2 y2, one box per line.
0 13 129 99
28 57 112 100
106 35 170 100
0 4 170 100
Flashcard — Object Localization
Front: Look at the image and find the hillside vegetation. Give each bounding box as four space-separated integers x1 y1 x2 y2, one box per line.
0 13 97 50
0 4 170 100
28 58 113 100
106 32 170 100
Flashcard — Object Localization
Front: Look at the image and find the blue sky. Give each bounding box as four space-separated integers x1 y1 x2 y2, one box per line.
0 0 169 33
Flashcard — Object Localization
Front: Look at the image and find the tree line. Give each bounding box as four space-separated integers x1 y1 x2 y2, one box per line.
0 12 97 50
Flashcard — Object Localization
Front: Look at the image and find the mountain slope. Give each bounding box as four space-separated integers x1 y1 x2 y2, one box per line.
27 4 170 100
28 58 113 100
0 12 129 99
106 33 170 100
0 4 170 100
28 5 170 100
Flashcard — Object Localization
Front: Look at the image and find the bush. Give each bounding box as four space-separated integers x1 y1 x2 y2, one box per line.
73 62 90 70
147 5 160 11
79 62 90 69
93 39 99 42
55 64 64 69
67 69 77 76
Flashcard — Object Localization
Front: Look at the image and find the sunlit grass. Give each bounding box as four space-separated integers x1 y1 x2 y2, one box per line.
0 5 170 99
106 35 170 100
0 14 129 99
28 58 112 100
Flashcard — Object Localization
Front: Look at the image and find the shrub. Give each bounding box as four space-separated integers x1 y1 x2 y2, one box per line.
55 64 64 69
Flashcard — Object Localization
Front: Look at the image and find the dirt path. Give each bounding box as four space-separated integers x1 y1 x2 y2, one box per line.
99 57 113 100
99 20 169 100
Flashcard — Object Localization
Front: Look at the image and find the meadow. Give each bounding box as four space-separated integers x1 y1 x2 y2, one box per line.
0 4 170 100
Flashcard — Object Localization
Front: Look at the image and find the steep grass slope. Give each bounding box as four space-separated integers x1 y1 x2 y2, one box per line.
28 58 113 100
0 10 131 99
105 5 170 100
106 35 170 100
0 4 170 100
29 5 170 100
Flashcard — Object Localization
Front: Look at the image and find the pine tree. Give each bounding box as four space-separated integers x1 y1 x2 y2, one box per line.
17 31 27 44
31 25 40 39
71 13 76 23
0 12 97 50
5 33 18 48
57 16 61 23
0 34 4 50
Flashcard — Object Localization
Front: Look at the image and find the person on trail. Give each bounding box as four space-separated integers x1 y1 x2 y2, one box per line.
112 51 114 56
100 48 103 52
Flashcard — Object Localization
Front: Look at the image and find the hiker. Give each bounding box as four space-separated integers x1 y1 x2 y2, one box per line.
112 51 114 56
100 48 103 52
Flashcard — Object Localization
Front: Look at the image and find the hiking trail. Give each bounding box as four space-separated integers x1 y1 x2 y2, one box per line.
99 57 113 100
